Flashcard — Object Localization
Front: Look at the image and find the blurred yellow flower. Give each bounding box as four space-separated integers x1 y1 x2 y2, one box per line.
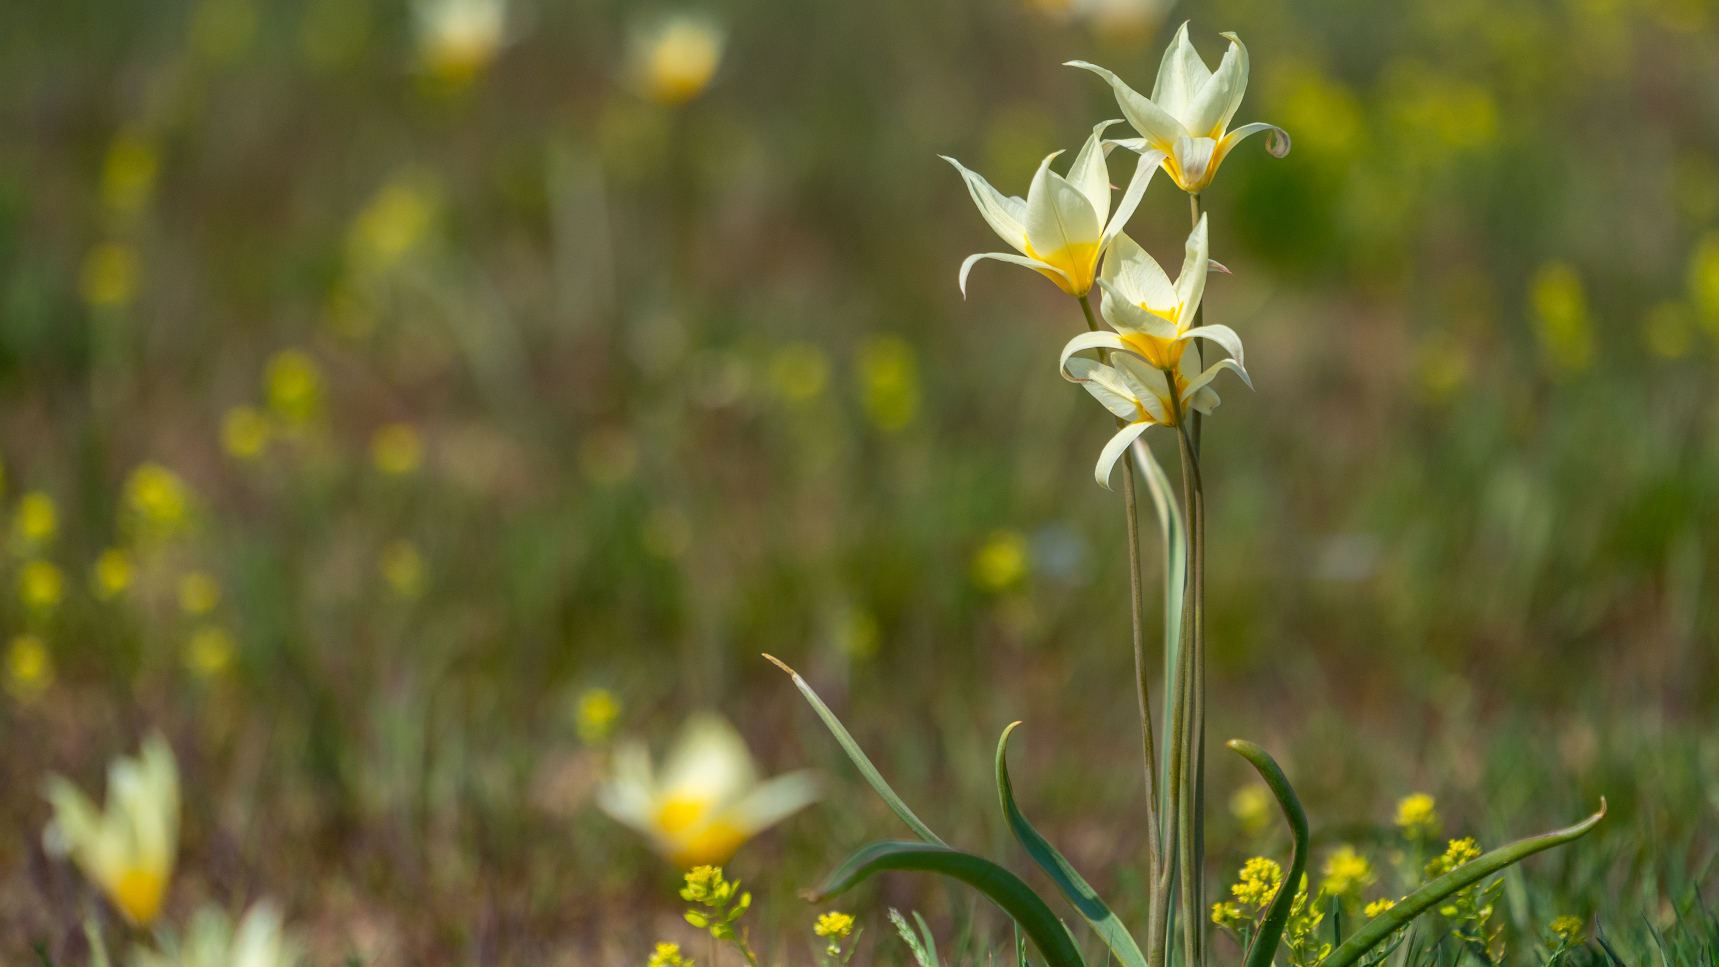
1531 262 1593 374
125 463 190 541
1071 25 1290 194
1276 67 1365 168
1394 792 1440 840
1689 233 1719 338
815 911 855 939
857 335 919 433
222 406 271 460
1230 784 1273 835
191 0 259 65
831 606 880 660
93 549 134 600
184 626 235 678
577 688 622 745
265 349 324 427
20 560 64 611
14 490 58 549
415 0 507 83
348 175 438 274
371 423 424 475
1365 898 1397 918
379 540 426 598
1231 856 1282 908
80 243 141 308
102 129 160 217
1320 845 1375 898
134 902 300 967
1415 333 1470 404
5 634 52 701
630 14 725 106
42 734 179 926
769 343 830 402
178 572 221 615
597 713 819 867
972 530 1029 592
944 120 1159 298
1426 837 1482 878
647 942 691 967
1643 302 1692 359
1547 915 1585 943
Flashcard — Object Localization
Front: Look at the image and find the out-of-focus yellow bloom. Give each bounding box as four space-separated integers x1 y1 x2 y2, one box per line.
1426 837 1483 878
81 243 142 308
629 14 725 106
14 490 58 549
1531 263 1593 374
1365 898 1397 918
1231 856 1282 909
93 549 134 600
1386 66 1498 154
1230 784 1272 835
1320 845 1375 898
1276 67 1365 169
647 942 692 967
184 626 235 678
371 423 424 475
944 121 1160 297
20 560 64 611
134 901 301 967
577 688 622 745
1070 24 1290 194
265 350 324 427
972 530 1029 592
814 911 855 939
103 130 160 217
1643 302 1692 359
1211 901 1244 927
222 406 271 460
191 0 259 65
1689 233 1719 338
379 540 426 598
831 606 880 660
42 734 179 926
769 343 830 402
348 175 438 274
1415 333 1470 404
125 463 190 542
1394 792 1441 841
1547 915 1585 944
414 0 507 84
178 572 221 615
5 634 53 701
857 335 919 433
597 713 819 867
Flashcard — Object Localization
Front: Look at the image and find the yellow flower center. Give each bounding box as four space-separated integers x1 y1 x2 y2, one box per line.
1119 324 1186 371
655 795 710 833
669 820 748 868
1023 239 1100 296
110 867 166 925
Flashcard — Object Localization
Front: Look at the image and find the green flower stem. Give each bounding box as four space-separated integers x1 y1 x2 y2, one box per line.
1187 193 1205 458
1164 369 1206 967
1081 290 1166 966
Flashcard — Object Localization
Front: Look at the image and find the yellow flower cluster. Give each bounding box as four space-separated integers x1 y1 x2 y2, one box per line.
647 942 691 967
814 911 855 938
1394 792 1440 841
1365 898 1397 918
576 688 621 745
1426 836 1483 878
1320 844 1375 898
1232 856 1283 907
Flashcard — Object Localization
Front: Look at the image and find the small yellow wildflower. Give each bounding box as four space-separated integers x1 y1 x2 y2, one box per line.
1426 837 1483 878
5 634 52 701
1365 898 1397 918
185 627 235 678
815 911 855 939
1231 785 1273 835
102 129 160 217
415 0 506 84
1691 233 1719 337
348 175 438 274
125 463 190 540
681 865 734 905
222 406 271 460
576 688 621 745
856 335 918 432
972 530 1029 592
1232 856 1283 908
1320 845 1375 898
1531 263 1593 375
379 540 426 598
80 243 141 308
647 942 691 967
630 15 726 106
14 491 57 548
93 549 134 600
371 423 424 475
178 572 221 615
1547 915 1585 943
20 561 64 611
1395 792 1440 841
769 343 830 402
265 350 324 428
1212 902 1244 927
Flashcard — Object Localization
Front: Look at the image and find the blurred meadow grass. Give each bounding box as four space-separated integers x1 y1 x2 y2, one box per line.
1 0 1716 962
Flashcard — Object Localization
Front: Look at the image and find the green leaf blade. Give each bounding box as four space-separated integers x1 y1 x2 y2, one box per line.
815 841 1085 967
1225 740 1311 967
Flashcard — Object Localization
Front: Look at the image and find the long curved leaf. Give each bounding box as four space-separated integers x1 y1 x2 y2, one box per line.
1130 438 1185 829
1324 800 1608 967
815 841 1085 967
765 654 946 846
1225 740 1310 967
997 722 1148 967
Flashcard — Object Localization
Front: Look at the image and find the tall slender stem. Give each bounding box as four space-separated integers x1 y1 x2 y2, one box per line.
1165 369 1205 967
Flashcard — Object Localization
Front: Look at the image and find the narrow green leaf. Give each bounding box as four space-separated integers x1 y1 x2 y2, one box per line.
914 911 940 967
997 722 1148 967
1225 740 1310 967
1130 439 1184 828
815 841 1085 967
1324 800 1608 967
765 654 946 846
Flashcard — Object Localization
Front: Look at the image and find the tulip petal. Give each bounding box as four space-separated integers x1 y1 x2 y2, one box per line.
1096 420 1154 490
1101 148 1166 256
1112 353 1170 417
1219 122 1291 161
1025 166 1103 267
1184 36 1247 139
1068 121 1121 228
1171 136 1218 192
1058 330 1133 379
722 770 821 836
1177 323 1249 386
960 252 1070 297
1181 357 1249 401
941 155 1031 253
1215 33 1254 133
1066 61 1189 150
1102 232 1178 316
1151 22 1211 124
661 713 759 804
1175 214 1210 333
1065 358 1142 420
1098 279 1177 339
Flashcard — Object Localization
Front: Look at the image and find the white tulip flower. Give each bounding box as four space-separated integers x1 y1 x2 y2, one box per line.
42 734 179 926
134 902 302 967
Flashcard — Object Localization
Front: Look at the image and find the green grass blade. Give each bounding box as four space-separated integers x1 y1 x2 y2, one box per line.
815 841 1085 967
1130 439 1184 830
915 911 941 967
1225 740 1310 967
766 653 947 846
1325 800 1608 967
997 722 1148 967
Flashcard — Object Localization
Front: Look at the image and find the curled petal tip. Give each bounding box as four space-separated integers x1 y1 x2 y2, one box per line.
1267 127 1291 158
1209 259 1233 275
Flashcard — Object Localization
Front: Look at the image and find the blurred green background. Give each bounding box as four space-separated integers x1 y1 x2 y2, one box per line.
2 0 1716 962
